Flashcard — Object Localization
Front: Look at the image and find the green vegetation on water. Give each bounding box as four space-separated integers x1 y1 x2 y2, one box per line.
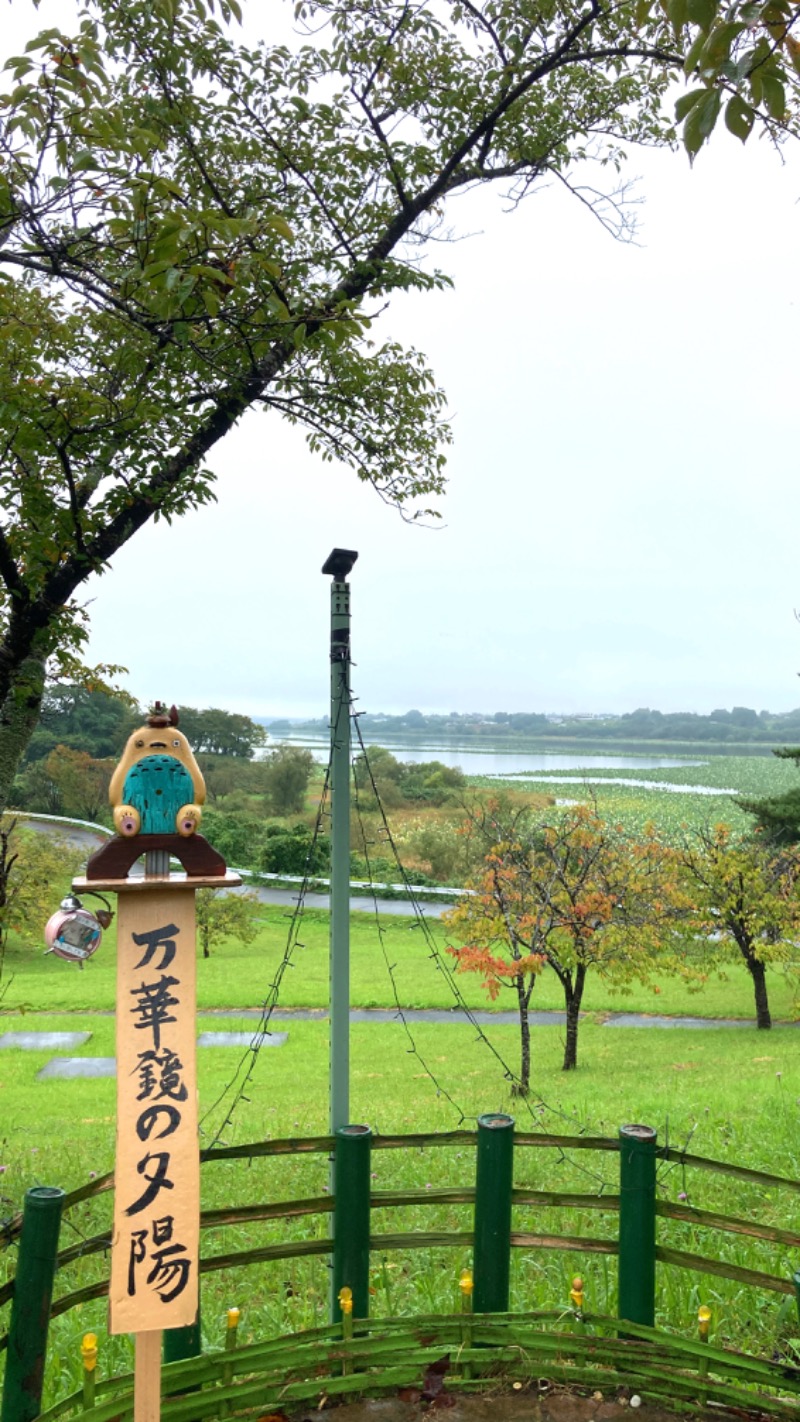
482 754 800 841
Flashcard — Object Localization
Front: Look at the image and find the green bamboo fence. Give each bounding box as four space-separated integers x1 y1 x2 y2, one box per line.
1 1130 799 1418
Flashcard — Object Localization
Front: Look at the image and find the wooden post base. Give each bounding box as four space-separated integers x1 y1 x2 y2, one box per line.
135 1331 162 1422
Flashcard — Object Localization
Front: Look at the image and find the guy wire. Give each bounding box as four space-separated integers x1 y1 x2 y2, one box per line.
350 731 468 1123
199 707 338 1147
349 704 615 1190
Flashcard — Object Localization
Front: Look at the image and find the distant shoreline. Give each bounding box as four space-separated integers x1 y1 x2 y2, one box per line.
258 726 786 758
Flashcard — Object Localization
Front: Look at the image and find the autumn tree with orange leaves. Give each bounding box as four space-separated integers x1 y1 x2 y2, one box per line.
444 800 689 1081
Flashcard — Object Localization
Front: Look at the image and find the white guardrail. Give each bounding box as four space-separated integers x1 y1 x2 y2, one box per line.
9 811 470 900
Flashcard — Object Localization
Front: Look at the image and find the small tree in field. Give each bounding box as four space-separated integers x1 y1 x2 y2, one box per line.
0 821 82 973
678 825 800 1029
195 887 260 959
264 747 316 816
445 801 686 1079
29 745 112 822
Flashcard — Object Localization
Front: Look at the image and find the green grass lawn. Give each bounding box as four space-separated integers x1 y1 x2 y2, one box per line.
3 904 799 1020
1 1015 799 1404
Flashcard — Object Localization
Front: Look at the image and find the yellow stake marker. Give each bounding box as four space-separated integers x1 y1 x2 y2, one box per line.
220 1306 241 1418
459 1269 474 1375
569 1274 585 1334
81 1333 98 1410
697 1305 712 1405
338 1287 354 1375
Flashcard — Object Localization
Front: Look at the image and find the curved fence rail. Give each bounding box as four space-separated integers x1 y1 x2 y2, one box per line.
2 1126 800 1419
30 1314 800 1422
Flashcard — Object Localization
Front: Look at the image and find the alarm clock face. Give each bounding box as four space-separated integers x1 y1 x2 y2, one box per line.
44 908 103 966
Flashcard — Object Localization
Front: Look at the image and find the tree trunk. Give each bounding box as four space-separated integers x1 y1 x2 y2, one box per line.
0 653 47 925
0 653 46 819
561 964 587 1071
513 972 530 1096
746 954 771 1029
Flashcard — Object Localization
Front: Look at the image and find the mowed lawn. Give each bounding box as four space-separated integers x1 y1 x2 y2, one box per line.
2 880 800 1403
3 902 799 1020
1 1014 799 1402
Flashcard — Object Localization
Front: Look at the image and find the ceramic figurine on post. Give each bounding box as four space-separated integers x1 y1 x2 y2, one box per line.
86 703 225 880
69 698 241 1422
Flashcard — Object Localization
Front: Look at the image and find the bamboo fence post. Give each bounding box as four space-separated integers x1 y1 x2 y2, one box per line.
618 1124 657 1328
473 1113 515 1313
332 1124 372 1323
0 1185 64 1422
163 1307 202 1403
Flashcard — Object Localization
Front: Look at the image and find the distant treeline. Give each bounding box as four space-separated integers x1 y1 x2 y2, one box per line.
266 705 800 744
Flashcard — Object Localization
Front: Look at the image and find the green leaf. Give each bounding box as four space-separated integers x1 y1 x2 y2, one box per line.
686 0 717 31
699 20 744 66
668 0 689 34
683 28 708 74
683 86 721 153
675 87 707 120
724 92 755 139
266 213 295 242
760 72 786 117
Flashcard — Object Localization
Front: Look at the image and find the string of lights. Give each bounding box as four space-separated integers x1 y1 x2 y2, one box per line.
199 697 341 1147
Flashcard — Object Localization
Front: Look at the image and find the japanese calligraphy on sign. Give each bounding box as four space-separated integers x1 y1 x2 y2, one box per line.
109 888 200 1333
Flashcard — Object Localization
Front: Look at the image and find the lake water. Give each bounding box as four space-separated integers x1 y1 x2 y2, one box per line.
272 734 695 778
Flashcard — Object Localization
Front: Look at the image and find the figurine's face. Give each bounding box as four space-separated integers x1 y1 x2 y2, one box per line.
109 722 205 808
125 724 196 773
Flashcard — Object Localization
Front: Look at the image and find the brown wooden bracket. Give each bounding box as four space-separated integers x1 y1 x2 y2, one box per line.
85 833 227 882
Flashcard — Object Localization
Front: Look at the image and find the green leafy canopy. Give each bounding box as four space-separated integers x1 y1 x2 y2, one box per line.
0 0 794 811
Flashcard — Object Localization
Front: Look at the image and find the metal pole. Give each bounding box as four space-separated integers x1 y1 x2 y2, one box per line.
473 1112 515 1313
332 1124 372 1323
322 549 358 1137
1 1185 64 1422
618 1123 658 1328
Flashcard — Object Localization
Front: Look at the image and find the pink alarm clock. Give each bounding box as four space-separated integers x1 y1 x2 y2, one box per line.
44 896 109 967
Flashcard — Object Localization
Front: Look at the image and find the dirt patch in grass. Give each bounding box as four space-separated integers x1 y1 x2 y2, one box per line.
310 1390 720 1422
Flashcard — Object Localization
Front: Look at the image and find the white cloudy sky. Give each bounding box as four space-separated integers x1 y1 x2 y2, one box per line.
5 2 800 719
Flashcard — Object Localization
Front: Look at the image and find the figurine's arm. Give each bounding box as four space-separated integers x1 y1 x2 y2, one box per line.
176 804 202 837
113 805 141 837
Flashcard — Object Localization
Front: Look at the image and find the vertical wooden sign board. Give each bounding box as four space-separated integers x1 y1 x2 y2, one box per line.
110 885 200 1335
75 703 239 1422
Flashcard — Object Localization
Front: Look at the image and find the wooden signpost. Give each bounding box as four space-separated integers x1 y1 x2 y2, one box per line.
72 704 240 1420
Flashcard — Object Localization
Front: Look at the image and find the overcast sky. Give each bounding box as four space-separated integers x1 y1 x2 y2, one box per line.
5 2 800 720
